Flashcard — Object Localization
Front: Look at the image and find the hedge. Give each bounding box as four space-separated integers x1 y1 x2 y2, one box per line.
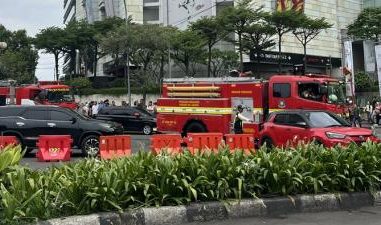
1 142 381 224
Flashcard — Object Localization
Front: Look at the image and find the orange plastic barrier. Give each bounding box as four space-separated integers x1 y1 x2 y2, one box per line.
224 134 255 154
100 135 131 159
186 133 224 154
0 136 18 150
36 135 72 161
150 134 183 155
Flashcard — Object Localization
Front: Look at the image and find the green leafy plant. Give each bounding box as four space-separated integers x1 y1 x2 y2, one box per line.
1 142 381 224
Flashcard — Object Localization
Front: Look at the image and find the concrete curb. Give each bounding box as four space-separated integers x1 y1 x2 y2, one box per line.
35 191 380 225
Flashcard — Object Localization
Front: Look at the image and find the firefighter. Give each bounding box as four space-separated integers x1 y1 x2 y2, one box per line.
233 105 253 134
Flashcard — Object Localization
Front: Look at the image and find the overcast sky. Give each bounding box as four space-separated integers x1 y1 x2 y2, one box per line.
0 0 63 81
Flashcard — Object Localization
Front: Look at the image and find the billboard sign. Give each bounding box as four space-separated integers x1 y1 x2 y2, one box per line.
276 0 304 12
343 41 354 96
374 45 381 96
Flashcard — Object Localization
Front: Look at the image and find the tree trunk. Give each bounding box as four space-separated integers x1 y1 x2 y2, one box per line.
239 34 243 73
93 45 98 78
303 43 307 75
278 33 282 73
160 54 165 81
54 51 59 81
208 44 212 77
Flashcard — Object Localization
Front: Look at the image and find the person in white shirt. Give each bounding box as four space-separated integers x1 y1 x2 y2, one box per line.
233 105 253 134
91 102 99 117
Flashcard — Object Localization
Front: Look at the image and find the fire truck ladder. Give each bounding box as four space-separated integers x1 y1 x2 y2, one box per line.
163 77 263 84
164 77 264 98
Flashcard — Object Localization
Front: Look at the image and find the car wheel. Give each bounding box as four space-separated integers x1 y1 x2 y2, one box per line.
81 135 100 157
143 125 153 135
261 137 274 149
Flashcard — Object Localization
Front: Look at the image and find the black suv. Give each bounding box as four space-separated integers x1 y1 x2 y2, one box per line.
0 105 123 156
95 107 156 135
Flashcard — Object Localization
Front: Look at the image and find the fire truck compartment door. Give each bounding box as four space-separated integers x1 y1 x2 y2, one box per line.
231 98 254 122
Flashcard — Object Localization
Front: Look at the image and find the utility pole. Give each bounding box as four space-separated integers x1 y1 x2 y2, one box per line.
123 0 131 105
167 0 172 78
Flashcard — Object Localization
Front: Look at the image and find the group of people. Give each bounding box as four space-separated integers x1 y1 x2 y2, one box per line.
78 98 157 117
364 98 381 126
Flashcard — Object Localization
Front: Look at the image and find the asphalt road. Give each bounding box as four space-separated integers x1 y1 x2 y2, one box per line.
187 206 381 225
20 134 151 170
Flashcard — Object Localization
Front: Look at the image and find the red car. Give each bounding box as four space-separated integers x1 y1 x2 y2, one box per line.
260 110 379 148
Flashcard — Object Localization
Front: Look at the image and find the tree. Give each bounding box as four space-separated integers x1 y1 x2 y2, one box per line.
242 13 276 75
34 27 66 80
91 17 124 77
292 15 332 74
347 7 381 41
190 16 226 77
0 25 38 83
170 29 206 76
62 20 96 77
220 0 259 73
210 49 239 77
266 10 301 72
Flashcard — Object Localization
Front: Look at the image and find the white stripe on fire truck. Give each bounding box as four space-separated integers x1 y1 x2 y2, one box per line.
157 107 263 115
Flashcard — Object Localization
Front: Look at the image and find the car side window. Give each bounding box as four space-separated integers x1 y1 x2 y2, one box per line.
287 114 305 126
50 110 72 121
273 114 288 125
273 83 291 98
21 110 48 120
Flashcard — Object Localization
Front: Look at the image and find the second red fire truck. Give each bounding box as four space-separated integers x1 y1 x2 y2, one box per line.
0 80 77 109
156 74 349 139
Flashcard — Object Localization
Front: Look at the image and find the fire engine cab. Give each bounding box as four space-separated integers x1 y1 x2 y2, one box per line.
0 80 77 109
156 74 348 139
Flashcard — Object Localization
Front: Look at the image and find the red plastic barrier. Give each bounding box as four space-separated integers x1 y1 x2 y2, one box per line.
151 134 183 155
224 134 255 154
186 133 224 154
100 135 131 159
36 135 72 161
0 136 18 150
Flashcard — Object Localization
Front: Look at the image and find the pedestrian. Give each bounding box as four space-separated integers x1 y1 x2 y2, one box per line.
92 101 99 117
104 99 110 107
121 101 127 107
365 101 373 123
351 104 361 127
146 101 154 114
233 105 253 134
133 100 138 107
137 99 146 110
374 102 381 125
111 100 116 107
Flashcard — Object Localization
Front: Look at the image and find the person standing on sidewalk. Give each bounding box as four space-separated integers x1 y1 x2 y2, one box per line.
233 105 253 134
365 101 373 123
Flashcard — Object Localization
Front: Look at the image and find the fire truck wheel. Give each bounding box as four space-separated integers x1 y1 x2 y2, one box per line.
184 122 206 134
261 137 273 149
81 135 100 157
143 125 153 135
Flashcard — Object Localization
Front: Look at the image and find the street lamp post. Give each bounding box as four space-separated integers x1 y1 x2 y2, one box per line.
0 42 7 50
123 0 132 106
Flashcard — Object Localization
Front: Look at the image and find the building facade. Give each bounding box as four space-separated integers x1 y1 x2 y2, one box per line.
64 0 366 78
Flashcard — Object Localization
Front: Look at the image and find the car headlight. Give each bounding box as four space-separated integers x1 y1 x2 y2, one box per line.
326 132 346 139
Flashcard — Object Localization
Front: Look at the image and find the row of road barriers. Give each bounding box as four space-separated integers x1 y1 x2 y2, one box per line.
0 133 256 161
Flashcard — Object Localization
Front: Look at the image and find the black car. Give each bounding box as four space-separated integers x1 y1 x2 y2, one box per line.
0 105 123 156
95 106 156 135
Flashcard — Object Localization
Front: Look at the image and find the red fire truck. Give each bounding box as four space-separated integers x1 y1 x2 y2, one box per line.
156 74 348 138
0 80 78 109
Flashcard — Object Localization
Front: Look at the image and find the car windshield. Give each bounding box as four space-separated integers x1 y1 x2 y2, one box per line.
327 82 346 104
46 89 74 103
303 111 350 128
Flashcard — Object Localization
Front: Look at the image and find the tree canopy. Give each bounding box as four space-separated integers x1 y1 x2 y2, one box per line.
347 7 381 41
0 25 38 83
